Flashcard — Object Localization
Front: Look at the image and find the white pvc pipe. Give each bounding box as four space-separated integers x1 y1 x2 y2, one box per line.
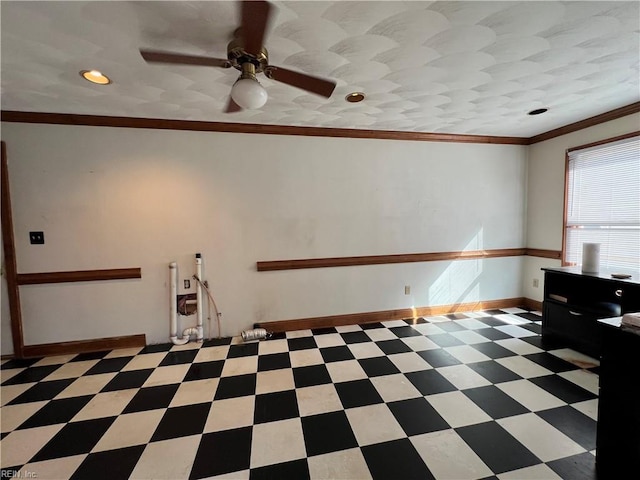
195 254 204 342
182 326 199 338
169 262 189 345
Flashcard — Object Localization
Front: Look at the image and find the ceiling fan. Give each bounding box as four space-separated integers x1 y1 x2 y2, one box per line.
139 0 337 112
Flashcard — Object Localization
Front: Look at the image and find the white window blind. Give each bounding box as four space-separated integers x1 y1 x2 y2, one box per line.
565 136 640 271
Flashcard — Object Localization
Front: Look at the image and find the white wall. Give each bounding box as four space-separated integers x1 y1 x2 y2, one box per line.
524 112 640 302
1 122 527 348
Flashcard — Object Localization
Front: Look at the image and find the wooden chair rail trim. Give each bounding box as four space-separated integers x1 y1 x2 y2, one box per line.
257 248 562 271
524 248 562 260
21 334 147 358
255 298 528 333
257 248 527 271
17 268 142 285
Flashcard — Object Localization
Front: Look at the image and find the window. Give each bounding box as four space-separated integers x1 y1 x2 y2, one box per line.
564 134 640 271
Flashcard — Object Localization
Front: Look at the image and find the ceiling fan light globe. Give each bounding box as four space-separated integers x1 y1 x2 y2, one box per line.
231 78 268 109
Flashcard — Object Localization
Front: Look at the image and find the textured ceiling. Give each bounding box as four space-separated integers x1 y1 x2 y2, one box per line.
1 1 639 137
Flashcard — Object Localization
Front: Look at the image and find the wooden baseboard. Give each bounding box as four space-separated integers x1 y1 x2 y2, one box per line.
255 298 527 333
522 298 543 311
21 334 146 358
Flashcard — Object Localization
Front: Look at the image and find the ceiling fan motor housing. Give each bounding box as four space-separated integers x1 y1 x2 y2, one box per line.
227 38 269 74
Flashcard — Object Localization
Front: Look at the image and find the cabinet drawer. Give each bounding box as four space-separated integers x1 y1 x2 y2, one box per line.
543 301 601 358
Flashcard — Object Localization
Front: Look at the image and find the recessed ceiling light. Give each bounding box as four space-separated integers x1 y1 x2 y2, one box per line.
80 70 111 85
528 108 548 116
345 92 365 103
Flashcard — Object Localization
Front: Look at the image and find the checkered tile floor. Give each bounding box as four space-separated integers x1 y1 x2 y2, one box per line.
1 308 600 479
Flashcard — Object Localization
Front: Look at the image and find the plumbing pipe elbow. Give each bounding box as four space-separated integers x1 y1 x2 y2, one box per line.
182 327 199 338
170 335 189 346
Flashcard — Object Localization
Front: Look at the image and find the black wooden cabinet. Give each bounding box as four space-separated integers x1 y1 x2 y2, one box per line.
541 267 640 358
596 318 640 477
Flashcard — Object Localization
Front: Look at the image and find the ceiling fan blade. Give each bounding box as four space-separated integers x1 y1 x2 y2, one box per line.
140 50 230 68
265 66 337 98
241 0 272 57
224 95 242 113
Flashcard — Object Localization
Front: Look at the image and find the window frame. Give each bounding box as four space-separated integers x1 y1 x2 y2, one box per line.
562 130 640 267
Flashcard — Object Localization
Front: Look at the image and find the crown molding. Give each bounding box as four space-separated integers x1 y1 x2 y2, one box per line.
0 110 528 145
3 102 639 145
527 102 640 144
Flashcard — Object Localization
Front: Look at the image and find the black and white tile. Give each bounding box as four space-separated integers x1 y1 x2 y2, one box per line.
1 308 602 479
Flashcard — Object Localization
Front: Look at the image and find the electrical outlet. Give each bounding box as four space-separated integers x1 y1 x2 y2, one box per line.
184 279 191 289
533 278 539 288
404 285 411 295
29 231 45 244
